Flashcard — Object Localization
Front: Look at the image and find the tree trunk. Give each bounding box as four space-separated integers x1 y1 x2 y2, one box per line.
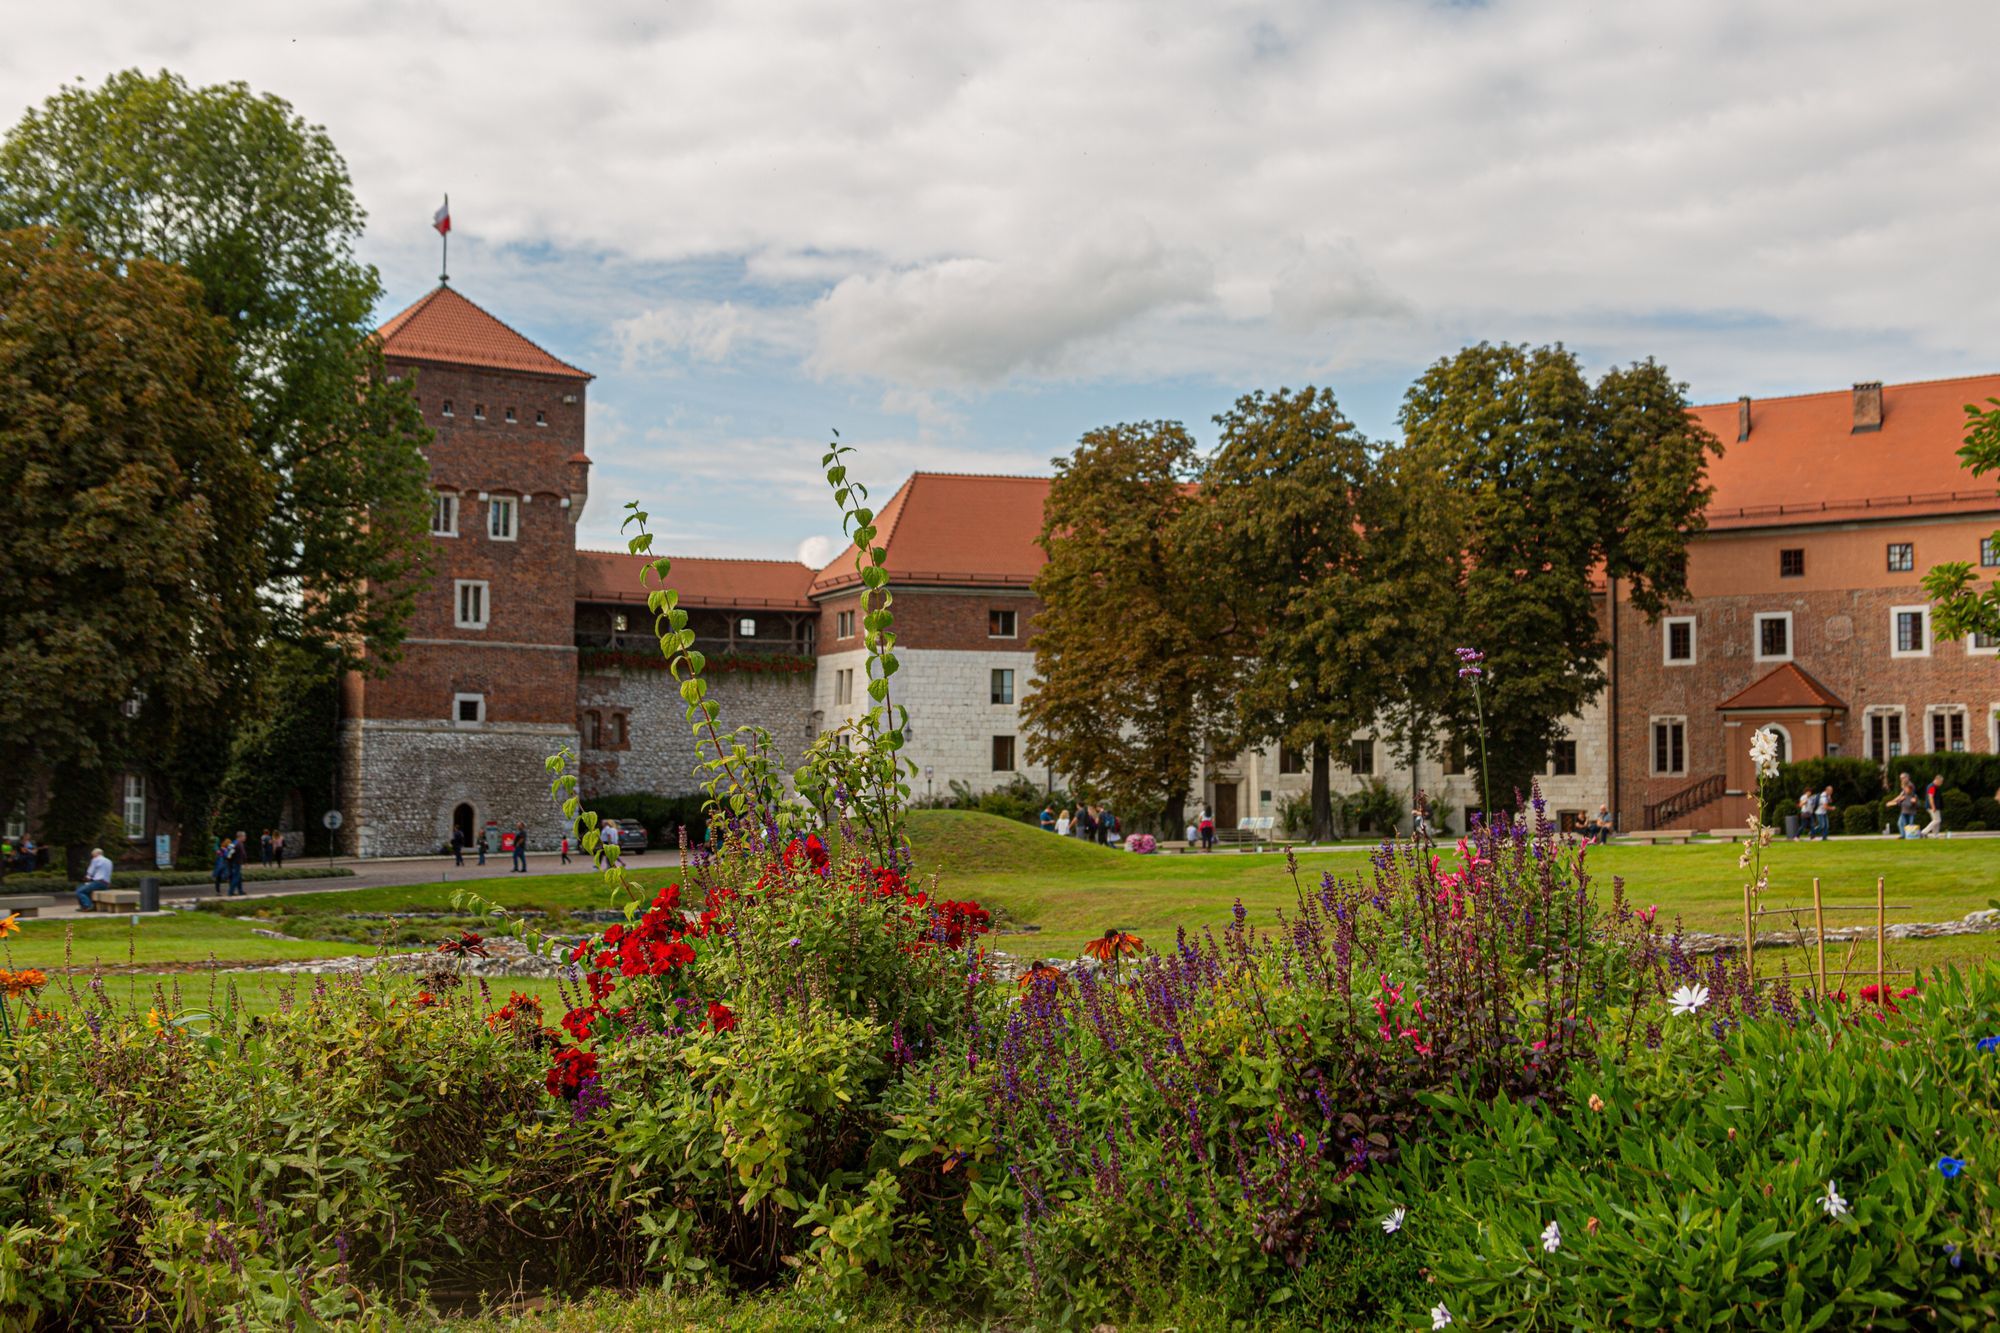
1310 743 1334 843
1409 711 1423 837
1164 789 1187 840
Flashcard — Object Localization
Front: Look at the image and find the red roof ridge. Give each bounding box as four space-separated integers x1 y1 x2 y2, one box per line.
576 549 811 566
377 285 592 381
1716 661 1848 712
1695 370 2000 411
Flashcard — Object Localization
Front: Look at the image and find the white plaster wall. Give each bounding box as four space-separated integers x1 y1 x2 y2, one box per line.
814 646 1044 798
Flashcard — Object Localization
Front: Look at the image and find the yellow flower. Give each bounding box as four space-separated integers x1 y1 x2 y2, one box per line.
0 913 19 939
145 1008 161 1031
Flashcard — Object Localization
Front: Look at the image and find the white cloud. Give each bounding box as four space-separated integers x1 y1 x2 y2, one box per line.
795 534 842 568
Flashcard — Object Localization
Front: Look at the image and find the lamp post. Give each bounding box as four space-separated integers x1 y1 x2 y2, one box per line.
925 766 934 804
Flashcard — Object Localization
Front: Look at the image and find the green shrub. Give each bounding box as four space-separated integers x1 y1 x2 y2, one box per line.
2 866 351 890
1976 796 2000 828
1888 752 2000 810
1761 756 1884 823
1843 804 1880 837
1355 971 2000 1329
923 775 1071 826
1943 788 1976 829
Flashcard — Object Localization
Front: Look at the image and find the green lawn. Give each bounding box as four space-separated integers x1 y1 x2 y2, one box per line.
9 812 1997 978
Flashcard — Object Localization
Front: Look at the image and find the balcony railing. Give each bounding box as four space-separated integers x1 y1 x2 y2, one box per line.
577 630 813 657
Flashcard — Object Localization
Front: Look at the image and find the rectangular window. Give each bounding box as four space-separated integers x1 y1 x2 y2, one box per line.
739 618 757 637
1972 631 2000 655
992 735 1016 772
1982 537 1999 567
837 609 856 639
441 400 454 418
1651 719 1686 776
454 580 489 629
1779 548 1805 578
1551 739 1578 776
1887 542 1914 573
1663 616 1696 665
612 613 628 632
611 712 629 748
835 668 853 705
1868 710 1904 760
1278 743 1306 775
1891 605 1929 658
488 497 516 541
988 608 1018 638
473 403 485 420
122 774 145 839
3 807 23 841
990 668 1015 705
584 709 602 748
1754 612 1792 662
1442 735 1465 775
431 493 459 536
1931 709 1967 753
504 407 517 423
535 410 547 427
454 693 485 725
1349 738 1374 775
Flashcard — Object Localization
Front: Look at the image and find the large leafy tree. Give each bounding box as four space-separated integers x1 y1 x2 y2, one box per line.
1396 345 1718 811
1195 387 1381 841
1923 398 2000 643
0 229 272 861
0 69 430 668
1021 422 1230 831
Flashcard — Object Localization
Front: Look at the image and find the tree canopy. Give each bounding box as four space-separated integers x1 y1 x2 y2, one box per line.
1021 422 1229 831
0 69 430 669
1395 344 1718 808
0 228 272 846
1923 398 2000 644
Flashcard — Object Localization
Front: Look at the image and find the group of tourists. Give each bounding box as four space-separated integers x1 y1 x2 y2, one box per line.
1882 772 1949 839
449 820 539 870
0 835 42 874
1042 804 1121 844
207 831 256 897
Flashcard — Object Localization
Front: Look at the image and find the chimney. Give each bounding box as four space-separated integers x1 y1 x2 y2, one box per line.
1852 381 1883 433
1737 396 1751 442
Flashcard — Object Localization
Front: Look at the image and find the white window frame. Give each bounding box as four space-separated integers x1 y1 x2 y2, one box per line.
1760 723 1794 767
535 410 548 427
473 403 485 421
988 608 1018 639
1649 716 1688 777
1889 604 1930 659
504 407 517 423
1971 629 2000 658
487 497 517 542
739 618 757 637
1926 705 1969 754
122 774 146 840
837 609 855 640
1991 704 2000 755
431 493 459 537
453 693 486 726
1662 615 1697 666
4 806 24 841
991 668 1015 705
1864 705 1907 761
454 580 490 630
1752 611 1794 664
834 668 853 706
1981 536 1999 568
441 400 455 418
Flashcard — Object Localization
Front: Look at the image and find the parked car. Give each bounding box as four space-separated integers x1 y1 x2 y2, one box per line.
604 821 649 856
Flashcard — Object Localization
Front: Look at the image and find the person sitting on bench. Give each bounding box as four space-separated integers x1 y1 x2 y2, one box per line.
75 846 113 912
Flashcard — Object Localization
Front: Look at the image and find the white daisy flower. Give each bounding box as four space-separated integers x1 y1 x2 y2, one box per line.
1541 1220 1562 1253
1669 983 1710 1017
1382 1205 1406 1235
1431 1303 1453 1329
1820 1181 1849 1219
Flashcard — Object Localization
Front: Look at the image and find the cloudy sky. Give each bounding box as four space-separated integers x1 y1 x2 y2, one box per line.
8 1 1997 562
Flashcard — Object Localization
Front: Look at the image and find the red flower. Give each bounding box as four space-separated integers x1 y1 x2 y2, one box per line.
546 1045 599 1099
437 930 488 958
706 1001 738 1033
783 835 830 873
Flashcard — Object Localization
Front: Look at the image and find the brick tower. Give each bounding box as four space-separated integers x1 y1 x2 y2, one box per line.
337 285 593 855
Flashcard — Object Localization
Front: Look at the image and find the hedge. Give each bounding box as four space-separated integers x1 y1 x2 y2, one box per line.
1759 756 1885 824
0 866 353 890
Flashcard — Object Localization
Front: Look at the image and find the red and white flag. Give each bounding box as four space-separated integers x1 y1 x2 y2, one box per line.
433 198 451 235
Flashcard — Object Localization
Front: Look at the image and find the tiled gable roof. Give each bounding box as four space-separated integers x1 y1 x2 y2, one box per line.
1716 662 1848 712
1694 374 2000 530
377 285 591 381
807 473 1050 596
576 550 815 610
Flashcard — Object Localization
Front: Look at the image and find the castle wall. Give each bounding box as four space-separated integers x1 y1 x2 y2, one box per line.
577 667 816 797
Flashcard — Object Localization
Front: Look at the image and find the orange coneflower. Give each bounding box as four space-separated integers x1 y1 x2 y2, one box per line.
0 912 19 939
1082 929 1144 965
1018 962 1071 992
0 969 47 999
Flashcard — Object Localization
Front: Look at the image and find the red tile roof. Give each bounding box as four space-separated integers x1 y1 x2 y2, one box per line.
377 285 592 381
1716 662 1848 712
576 550 816 610
1694 374 2000 530
807 473 1050 596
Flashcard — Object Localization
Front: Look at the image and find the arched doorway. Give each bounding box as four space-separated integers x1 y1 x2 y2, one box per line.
452 803 476 847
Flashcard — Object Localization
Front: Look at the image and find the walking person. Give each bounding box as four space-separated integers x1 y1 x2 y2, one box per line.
559 833 572 866
1922 774 1945 837
211 837 231 895
1198 808 1216 852
1794 789 1815 841
272 831 285 868
511 821 529 872
227 831 248 896
75 845 113 911
476 823 490 866
450 825 466 867
1814 785 1834 840
1886 773 1922 837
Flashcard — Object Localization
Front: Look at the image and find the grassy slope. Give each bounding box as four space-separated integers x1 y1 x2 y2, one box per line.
10 811 1996 973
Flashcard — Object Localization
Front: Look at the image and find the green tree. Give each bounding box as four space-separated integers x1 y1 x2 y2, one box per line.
1195 387 1381 841
0 228 271 864
1923 398 2000 643
1021 422 1230 832
0 69 430 669
1396 345 1718 811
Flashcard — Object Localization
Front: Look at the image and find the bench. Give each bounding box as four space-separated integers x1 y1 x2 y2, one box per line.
0 894 59 918
1707 828 1753 841
1622 830 1693 845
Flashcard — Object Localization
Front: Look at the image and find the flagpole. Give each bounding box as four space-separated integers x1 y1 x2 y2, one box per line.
441 192 450 285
